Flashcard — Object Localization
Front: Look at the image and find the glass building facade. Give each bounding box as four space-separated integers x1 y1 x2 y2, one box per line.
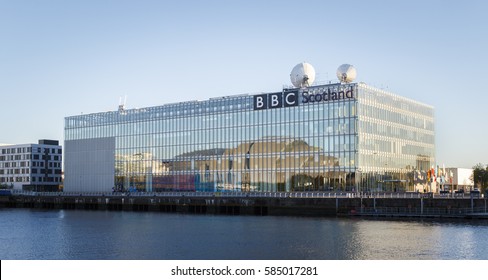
64 82 435 193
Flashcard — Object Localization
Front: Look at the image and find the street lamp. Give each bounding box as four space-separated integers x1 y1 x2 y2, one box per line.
244 142 255 192
357 167 363 212
373 152 379 194
356 168 362 196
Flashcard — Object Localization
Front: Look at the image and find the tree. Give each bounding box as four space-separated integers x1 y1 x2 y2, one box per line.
472 163 488 192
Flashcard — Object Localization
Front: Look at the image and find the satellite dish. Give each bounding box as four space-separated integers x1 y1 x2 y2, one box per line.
290 62 316 88
336 64 357 83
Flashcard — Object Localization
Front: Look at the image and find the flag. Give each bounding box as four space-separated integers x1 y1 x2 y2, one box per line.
431 167 435 182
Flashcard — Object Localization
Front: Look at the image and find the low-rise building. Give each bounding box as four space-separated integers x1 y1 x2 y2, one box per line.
443 167 474 192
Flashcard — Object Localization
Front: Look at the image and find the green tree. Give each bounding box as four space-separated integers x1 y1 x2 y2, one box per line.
472 163 488 192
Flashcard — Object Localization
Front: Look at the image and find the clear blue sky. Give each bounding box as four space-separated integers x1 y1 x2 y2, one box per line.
0 0 486 168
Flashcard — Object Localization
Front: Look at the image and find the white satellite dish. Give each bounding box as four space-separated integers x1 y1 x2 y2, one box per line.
337 64 357 83
290 62 316 88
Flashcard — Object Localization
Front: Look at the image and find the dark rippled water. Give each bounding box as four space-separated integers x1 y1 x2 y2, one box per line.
1 208 487 260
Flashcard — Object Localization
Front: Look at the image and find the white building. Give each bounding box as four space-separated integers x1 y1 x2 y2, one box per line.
0 140 62 191
443 167 474 191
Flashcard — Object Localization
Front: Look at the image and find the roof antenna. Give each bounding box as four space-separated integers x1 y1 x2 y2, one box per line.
118 95 127 112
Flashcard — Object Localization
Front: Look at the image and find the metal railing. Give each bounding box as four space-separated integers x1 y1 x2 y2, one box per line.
9 190 485 199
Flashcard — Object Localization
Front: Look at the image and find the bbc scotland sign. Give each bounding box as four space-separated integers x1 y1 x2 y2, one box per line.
253 91 298 110
253 85 356 110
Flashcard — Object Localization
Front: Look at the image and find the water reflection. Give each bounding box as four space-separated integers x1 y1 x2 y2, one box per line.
1 209 487 260
349 219 487 259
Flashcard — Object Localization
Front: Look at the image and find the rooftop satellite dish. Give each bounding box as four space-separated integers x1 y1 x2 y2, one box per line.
337 64 357 83
290 62 316 88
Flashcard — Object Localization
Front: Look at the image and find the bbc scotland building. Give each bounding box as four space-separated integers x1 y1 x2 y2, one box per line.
64 65 435 193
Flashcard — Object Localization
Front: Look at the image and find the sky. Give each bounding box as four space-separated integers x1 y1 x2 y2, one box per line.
0 0 487 168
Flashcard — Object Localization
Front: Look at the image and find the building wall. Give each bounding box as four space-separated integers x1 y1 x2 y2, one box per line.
0 141 62 191
444 167 474 190
64 137 115 192
356 84 435 192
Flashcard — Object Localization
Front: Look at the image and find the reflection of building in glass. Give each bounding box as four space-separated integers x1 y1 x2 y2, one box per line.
114 153 169 192
64 82 435 193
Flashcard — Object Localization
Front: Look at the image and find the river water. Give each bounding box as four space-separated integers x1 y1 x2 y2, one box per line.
1 208 487 260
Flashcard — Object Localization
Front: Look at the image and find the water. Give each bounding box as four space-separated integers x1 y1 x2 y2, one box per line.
1 208 488 260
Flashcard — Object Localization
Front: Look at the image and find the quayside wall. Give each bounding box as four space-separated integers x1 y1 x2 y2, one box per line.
1 193 487 218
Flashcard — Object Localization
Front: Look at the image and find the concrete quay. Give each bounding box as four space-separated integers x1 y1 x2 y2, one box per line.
1 192 487 219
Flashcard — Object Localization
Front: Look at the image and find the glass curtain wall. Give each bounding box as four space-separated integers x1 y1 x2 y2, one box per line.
356 84 435 193
65 82 434 193
65 84 359 193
